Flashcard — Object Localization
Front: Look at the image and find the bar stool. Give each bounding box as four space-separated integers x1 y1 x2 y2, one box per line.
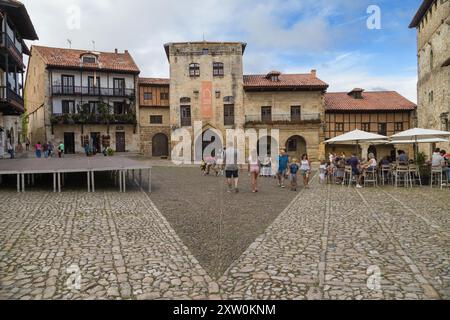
343 166 353 187
364 167 378 187
380 165 392 186
431 167 444 190
395 165 410 188
408 164 422 187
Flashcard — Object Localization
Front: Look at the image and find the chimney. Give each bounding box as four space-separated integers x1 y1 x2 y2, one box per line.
114 48 118 54
311 69 317 77
348 88 364 99
124 50 129 54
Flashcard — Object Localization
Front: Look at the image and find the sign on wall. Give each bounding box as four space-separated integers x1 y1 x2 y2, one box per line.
201 81 213 119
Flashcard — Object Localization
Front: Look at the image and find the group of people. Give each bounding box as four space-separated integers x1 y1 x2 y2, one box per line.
432 148 450 185
34 141 65 159
200 146 312 193
321 152 379 188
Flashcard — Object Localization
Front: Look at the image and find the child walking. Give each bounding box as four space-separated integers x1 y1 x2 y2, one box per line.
288 158 300 191
300 154 312 189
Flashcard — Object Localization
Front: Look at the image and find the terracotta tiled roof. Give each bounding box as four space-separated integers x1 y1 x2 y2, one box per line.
244 73 329 90
325 91 417 111
32 46 140 73
139 77 170 86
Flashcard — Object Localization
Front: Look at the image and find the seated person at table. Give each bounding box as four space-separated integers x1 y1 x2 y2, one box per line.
362 153 377 174
397 150 409 165
443 150 450 183
348 154 363 188
380 156 390 166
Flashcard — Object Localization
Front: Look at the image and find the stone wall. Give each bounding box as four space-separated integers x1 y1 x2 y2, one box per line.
140 126 171 157
416 0 450 153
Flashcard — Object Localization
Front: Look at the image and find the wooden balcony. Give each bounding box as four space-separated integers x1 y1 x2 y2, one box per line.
0 32 24 68
0 86 24 114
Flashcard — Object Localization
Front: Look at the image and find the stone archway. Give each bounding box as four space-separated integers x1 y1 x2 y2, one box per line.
152 133 169 157
194 128 223 160
285 135 307 160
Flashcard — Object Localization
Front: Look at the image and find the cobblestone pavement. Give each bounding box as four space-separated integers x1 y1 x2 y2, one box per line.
0 174 449 300
0 191 210 300
216 179 450 300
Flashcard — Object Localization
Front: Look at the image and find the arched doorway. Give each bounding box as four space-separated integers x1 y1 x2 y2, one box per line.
194 128 223 160
257 136 279 157
285 135 307 159
152 133 169 157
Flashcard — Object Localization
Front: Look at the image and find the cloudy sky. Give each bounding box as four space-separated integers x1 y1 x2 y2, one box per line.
22 0 421 102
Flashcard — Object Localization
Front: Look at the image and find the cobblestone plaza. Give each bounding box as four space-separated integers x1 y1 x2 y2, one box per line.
0 165 448 300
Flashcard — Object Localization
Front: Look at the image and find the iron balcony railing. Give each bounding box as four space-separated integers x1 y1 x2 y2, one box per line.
245 113 321 124
52 85 135 98
0 86 24 107
224 115 235 126
180 117 192 127
51 113 137 125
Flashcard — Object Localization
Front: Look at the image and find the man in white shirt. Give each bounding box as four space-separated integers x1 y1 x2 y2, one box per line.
431 148 444 167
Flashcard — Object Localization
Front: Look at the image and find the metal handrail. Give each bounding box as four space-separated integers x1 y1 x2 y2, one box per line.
52 85 135 97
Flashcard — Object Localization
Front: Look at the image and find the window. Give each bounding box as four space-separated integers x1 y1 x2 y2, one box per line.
88 76 100 94
213 62 224 76
429 91 434 103
394 122 404 132
261 106 272 123
113 78 125 96
189 63 200 77
144 92 152 100
61 75 75 94
82 55 97 64
291 106 301 122
202 48 209 55
61 100 75 114
362 123 370 132
287 139 297 152
150 115 163 124
89 101 99 114
180 106 191 126
378 123 387 136
224 104 235 126
430 50 433 70
114 102 125 115
336 123 344 132
160 92 169 100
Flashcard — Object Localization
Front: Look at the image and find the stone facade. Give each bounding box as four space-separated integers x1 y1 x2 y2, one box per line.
162 41 327 161
411 0 450 153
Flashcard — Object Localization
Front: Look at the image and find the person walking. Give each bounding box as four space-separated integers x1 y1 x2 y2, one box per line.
288 158 300 191
58 141 65 158
25 137 30 151
35 142 42 158
48 141 54 158
300 154 312 189
224 143 240 193
277 149 289 188
43 142 49 158
248 149 260 193
7 140 14 159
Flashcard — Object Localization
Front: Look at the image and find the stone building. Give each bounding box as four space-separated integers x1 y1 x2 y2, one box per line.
409 0 450 152
162 41 329 161
0 0 38 157
325 89 417 160
25 46 140 154
138 77 170 157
